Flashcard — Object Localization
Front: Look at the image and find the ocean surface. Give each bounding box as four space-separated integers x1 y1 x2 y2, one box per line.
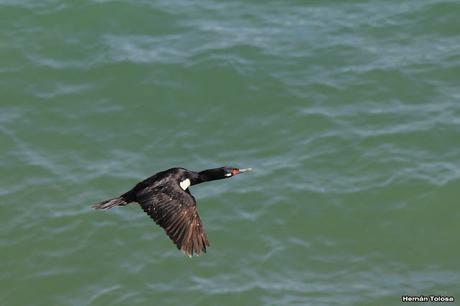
1 0 459 305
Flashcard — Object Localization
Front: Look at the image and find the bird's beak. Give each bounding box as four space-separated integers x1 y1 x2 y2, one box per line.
238 168 252 173
231 168 252 176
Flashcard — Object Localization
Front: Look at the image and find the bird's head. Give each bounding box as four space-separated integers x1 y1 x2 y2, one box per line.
196 166 252 183
222 167 252 178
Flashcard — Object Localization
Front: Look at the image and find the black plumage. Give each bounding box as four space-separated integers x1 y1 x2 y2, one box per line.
92 166 251 257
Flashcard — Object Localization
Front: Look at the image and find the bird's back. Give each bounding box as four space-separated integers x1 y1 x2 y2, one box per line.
122 167 189 201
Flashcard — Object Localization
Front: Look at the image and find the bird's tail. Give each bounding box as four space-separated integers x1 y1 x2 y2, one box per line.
91 197 128 210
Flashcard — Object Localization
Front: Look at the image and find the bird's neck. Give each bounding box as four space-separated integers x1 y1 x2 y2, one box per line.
192 168 225 185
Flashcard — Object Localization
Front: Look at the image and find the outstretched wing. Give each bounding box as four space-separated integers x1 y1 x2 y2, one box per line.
136 184 210 257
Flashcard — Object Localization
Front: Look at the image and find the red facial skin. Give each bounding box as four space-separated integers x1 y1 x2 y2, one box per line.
231 168 240 176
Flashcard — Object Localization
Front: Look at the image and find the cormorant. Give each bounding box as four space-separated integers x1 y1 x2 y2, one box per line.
92 166 252 257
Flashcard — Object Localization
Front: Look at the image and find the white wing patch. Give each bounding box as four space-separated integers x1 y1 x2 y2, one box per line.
179 178 191 190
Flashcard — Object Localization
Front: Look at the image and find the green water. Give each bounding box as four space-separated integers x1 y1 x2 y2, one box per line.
1 0 459 305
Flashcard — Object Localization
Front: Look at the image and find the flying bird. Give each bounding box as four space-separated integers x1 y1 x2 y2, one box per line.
92 166 252 257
